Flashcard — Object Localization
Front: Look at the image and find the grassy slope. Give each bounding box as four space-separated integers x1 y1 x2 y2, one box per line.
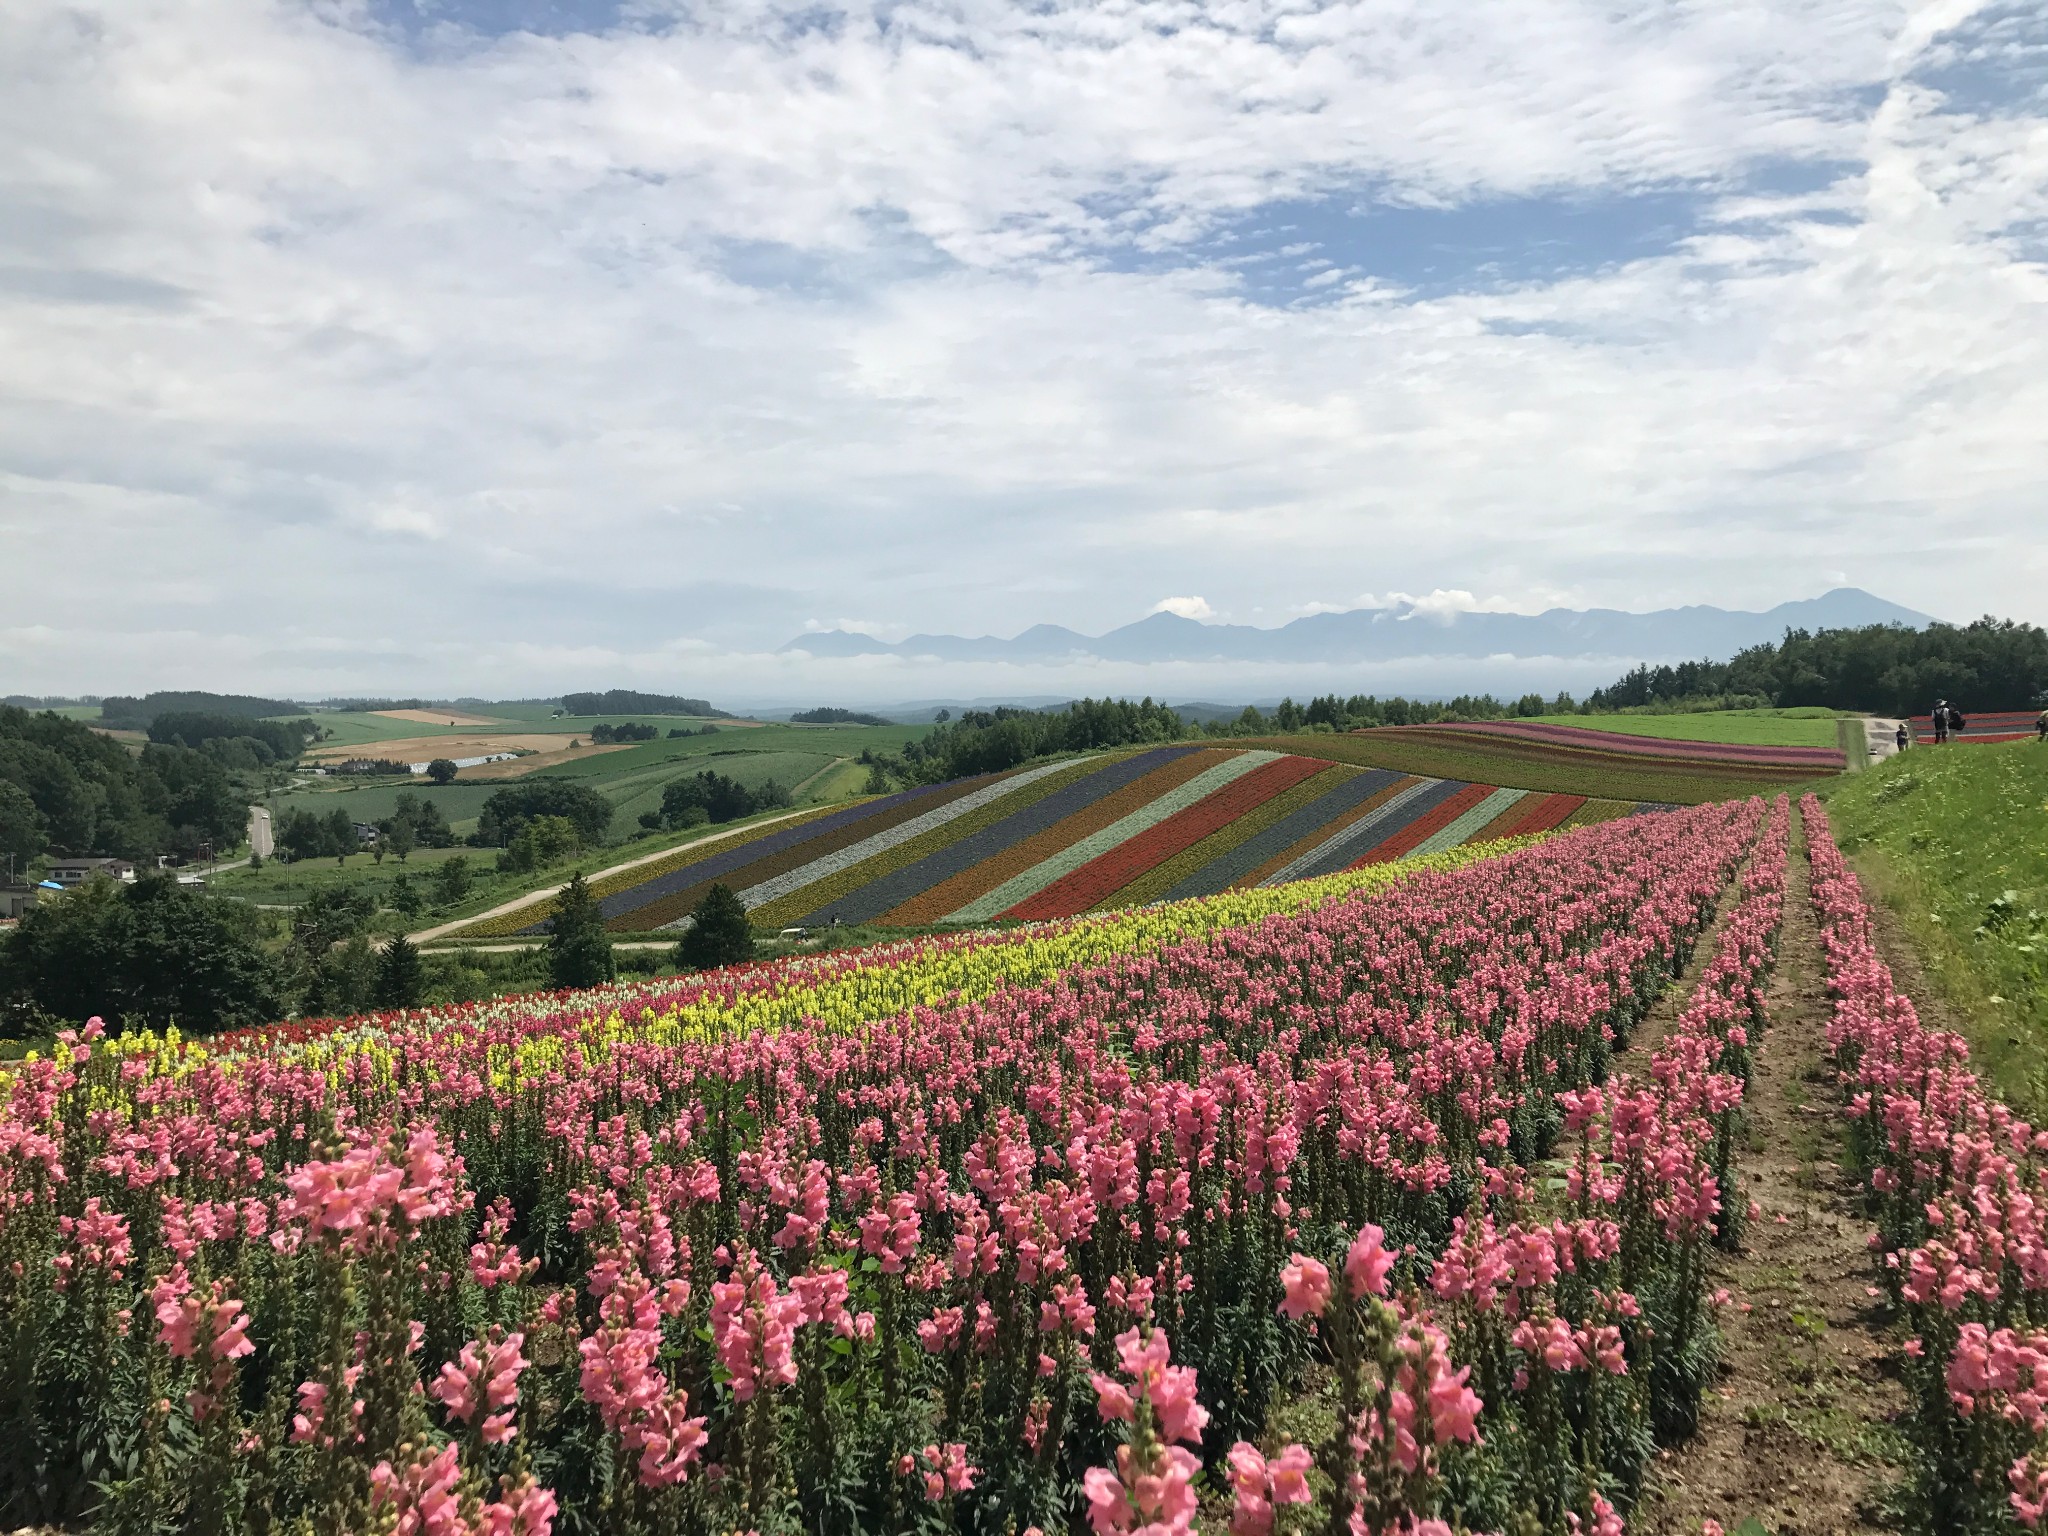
207 842 480 908
1246 732 1803 805
1814 740 2048 1113
229 729 905 924
266 780 503 830
1522 708 1846 747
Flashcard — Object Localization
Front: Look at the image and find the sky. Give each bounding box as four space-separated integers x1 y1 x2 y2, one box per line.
2 0 2045 705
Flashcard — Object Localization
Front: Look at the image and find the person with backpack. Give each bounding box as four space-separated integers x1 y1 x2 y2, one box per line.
1932 701 1950 744
1947 703 1967 739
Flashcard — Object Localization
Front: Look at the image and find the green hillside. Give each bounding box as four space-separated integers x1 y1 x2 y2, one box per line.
1815 739 2048 1111
1524 707 1845 747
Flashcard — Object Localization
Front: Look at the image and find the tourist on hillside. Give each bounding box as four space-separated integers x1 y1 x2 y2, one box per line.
2037 708 2047 743
1932 701 1950 744
1895 721 1910 754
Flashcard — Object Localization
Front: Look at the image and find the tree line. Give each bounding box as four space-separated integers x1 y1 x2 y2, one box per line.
1585 616 2048 715
561 689 717 716
0 864 763 1038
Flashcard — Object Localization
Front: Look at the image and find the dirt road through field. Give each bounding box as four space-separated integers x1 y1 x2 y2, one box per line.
1631 825 1906 1534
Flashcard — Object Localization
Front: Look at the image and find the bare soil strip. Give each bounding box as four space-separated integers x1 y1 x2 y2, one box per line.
1631 827 1907 1535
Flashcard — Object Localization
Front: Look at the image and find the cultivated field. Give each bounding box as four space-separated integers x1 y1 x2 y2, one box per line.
452 743 1636 938
371 707 511 726
1248 718 1839 803
2 800 1823 1536
1524 705 1845 746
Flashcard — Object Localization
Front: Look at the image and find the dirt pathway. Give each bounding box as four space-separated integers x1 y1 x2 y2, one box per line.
1631 827 1906 1535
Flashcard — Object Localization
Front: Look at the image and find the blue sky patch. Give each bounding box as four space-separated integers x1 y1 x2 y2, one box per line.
1909 2 2048 118
1097 187 1705 305
1088 155 1866 306
360 0 633 42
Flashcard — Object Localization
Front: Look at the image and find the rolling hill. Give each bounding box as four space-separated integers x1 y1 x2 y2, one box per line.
451 744 1640 938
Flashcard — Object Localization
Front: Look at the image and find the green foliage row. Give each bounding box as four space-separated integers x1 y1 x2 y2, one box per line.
588 721 659 743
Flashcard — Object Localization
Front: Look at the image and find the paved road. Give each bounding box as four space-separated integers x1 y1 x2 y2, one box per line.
1862 716 1906 766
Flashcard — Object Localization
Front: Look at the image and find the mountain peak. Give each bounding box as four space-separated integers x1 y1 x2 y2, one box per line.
781 591 1935 667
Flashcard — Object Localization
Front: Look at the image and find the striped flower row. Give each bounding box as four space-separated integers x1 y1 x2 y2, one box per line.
453 746 1638 941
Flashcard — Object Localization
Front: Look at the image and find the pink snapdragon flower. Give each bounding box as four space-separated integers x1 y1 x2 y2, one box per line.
1278 1255 1332 1320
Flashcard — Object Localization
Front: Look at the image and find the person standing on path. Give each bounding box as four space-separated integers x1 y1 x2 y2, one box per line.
1896 721 1910 754
1932 701 1949 744
2037 708 2047 743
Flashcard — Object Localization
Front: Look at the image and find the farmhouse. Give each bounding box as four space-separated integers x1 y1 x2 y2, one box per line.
45 855 137 888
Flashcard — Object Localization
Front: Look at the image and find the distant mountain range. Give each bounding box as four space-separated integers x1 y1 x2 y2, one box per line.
781 589 1935 667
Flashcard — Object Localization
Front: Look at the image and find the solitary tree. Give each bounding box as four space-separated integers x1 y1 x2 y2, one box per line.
430 855 472 907
324 806 356 866
675 883 754 972
375 931 427 1009
426 759 458 785
546 872 614 989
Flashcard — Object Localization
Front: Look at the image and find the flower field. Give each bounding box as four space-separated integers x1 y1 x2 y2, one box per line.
1910 710 2040 744
1246 727 1832 808
1401 720 1847 773
1804 794 2048 1530
454 747 1631 938
0 796 1795 1534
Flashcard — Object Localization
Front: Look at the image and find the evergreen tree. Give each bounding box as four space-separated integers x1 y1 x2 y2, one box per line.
676 883 755 972
546 872 614 989
375 931 426 1010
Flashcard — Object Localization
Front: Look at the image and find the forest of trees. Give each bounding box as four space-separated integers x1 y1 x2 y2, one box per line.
1585 617 2048 715
98 691 304 730
641 770 792 832
790 707 894 726
147 710 319 763
1 706 251 869
560 690 716 716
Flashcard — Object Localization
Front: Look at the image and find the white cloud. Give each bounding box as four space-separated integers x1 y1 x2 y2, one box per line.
1151 596 1216 621
0 0 2043 696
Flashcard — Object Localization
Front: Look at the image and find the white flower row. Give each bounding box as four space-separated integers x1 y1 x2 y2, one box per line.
1258 775 1444 886
1407 786 1528 858
946 751 1279 922
735 758 1078 911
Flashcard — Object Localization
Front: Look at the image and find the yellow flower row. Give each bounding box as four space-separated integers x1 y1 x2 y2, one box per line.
61 834 1543 1094
551 835 1541 1059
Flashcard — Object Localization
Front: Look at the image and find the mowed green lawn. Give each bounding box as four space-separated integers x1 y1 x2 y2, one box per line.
1815 739 2048 1115
265 780 501 831
574 749 839 828
532 722 924 773
284 712 499 749
208 842 480 907
1524 707 1846 747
